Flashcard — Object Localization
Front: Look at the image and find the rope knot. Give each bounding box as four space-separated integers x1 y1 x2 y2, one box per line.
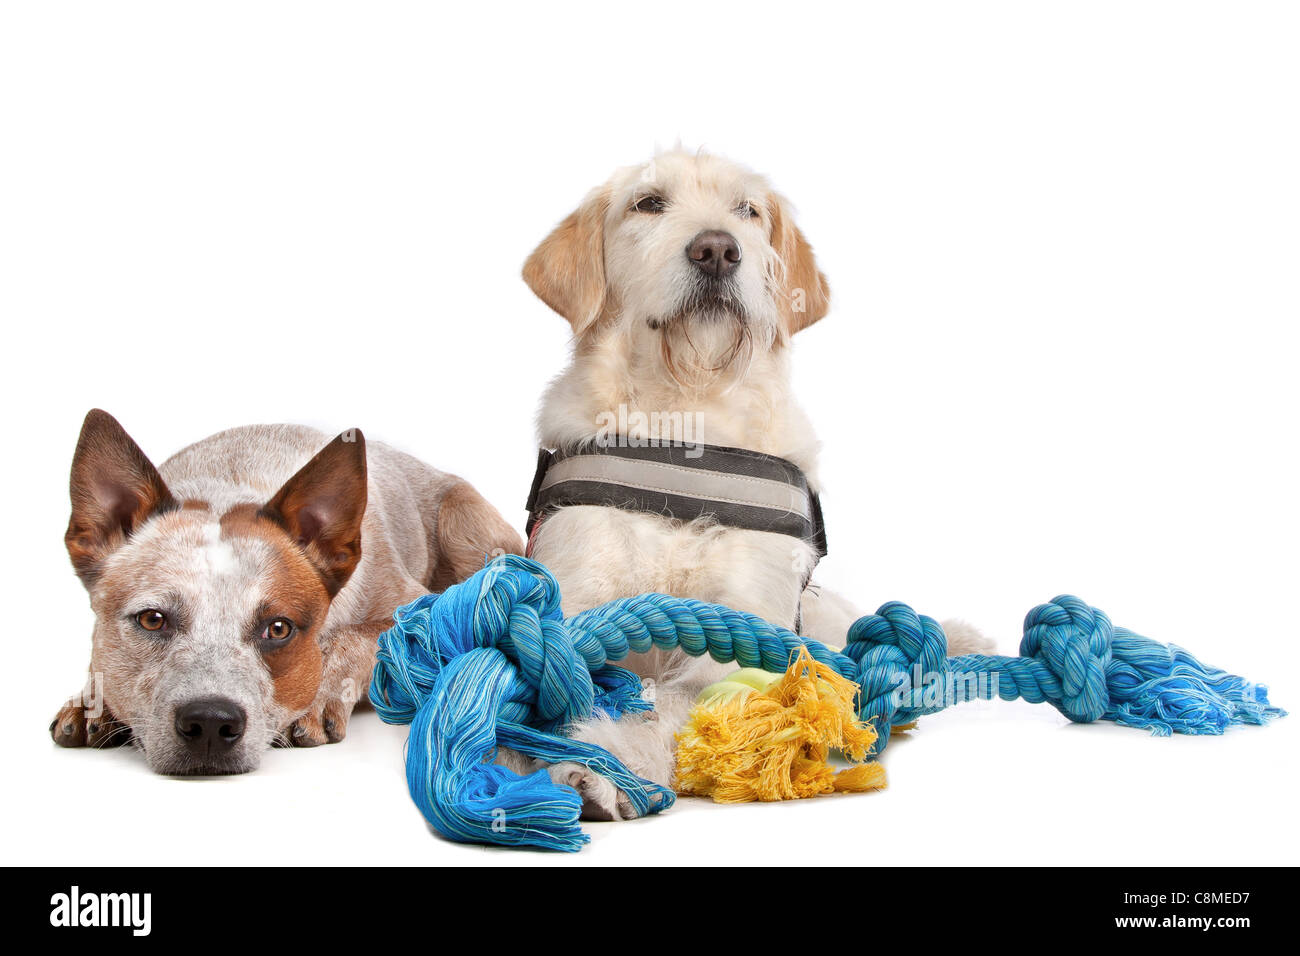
1020 594 1113 722
844 601 949 739
469 555 619 730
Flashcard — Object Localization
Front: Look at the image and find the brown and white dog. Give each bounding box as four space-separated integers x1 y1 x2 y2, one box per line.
520 150 988 818
51 410 522 775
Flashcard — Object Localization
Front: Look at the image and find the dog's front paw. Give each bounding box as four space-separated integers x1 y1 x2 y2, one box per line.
49 700 130 749
285 698 352 748
550 762 638 822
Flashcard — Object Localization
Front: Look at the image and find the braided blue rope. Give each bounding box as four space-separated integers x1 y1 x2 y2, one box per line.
370 555 1283 851
846 595 1284 751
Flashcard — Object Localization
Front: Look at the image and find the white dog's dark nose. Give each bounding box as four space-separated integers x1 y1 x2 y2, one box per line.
687 230 741 279
174 697 246 754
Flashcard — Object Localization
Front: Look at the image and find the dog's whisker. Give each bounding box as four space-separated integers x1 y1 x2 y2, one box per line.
91 723 134 748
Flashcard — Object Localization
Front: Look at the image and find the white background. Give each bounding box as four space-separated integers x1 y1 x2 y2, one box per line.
2 1 1296 866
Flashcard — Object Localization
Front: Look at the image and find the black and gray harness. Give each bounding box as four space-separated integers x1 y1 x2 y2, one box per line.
525 441 827 562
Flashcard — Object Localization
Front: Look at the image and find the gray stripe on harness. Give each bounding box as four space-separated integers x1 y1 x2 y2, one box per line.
525 442 828 561
536 453 813 520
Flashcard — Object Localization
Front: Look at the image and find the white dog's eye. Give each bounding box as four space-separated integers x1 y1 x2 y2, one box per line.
633 195 667 214
736 202 760 220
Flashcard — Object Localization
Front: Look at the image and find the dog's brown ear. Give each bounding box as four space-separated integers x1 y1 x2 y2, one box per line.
66 410 177 587
261 430 368 597
522 185 611 336
767 192 831 337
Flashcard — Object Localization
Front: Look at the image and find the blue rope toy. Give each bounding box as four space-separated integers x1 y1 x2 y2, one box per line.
369 555 1283 851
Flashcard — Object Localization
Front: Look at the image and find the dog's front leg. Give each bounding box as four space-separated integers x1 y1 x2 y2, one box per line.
285 629 380 747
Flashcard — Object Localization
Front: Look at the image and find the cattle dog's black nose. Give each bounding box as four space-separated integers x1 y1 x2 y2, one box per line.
686 230 741 278
174 697 246 752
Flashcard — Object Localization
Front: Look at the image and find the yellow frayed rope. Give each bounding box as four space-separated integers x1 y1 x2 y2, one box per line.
673 647 888 802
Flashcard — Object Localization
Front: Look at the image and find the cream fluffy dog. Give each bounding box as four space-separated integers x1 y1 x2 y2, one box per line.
520 150 987 818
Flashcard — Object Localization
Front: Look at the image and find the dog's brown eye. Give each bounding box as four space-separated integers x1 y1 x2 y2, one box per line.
262 618 296 642
137 610 167 632
737 202 760 219
633 195 667 214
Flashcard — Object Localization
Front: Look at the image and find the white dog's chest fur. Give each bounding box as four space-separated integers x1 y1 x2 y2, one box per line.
533 511 816 638
532 507 818 677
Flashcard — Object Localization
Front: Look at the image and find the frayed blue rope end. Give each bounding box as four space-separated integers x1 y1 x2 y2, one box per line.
1017 598 1286 737
370 557 674 851
1105 633 1285 736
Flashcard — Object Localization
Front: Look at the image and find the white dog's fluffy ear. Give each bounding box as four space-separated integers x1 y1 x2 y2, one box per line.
523 185 610 335
767 192 830 336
